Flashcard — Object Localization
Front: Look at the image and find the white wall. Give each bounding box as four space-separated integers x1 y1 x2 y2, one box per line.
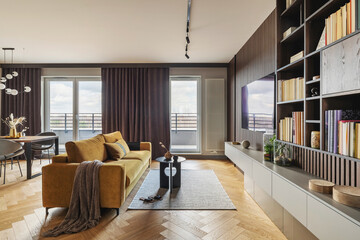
42 68 101 77
170 68 227 155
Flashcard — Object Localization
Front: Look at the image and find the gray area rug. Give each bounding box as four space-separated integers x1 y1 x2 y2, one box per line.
128 170 236 210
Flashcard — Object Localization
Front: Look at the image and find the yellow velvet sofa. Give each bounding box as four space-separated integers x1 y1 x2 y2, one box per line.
42 131 151 215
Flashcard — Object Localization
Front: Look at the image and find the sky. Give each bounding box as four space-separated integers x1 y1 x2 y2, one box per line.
246 80 274 114
50 80 198 114
171 81 197 113
50 81 101 113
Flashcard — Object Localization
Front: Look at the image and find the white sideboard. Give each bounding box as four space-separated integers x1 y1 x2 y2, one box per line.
225 142 360 240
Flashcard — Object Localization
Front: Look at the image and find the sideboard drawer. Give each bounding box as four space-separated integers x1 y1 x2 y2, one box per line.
225 143 239 164
307 195 360 240
253 162 272 196
272 173 307 226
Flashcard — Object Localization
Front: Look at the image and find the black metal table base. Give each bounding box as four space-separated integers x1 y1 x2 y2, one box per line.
160 161 181 192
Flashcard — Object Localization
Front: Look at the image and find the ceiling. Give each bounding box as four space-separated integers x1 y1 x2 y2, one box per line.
0 0 275 64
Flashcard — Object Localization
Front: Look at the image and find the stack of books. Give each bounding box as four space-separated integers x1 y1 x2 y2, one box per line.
279 111 304 145
325 0 358 45
290 51 304 63
277 77 304 102
325 110 360 158
283 27 297 40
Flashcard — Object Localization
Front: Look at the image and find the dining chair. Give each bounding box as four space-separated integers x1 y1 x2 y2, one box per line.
31 132 57 164
0 139 24 184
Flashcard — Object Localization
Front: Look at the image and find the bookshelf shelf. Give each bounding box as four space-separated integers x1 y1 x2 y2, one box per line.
322 89 360 99
306 96 321 101
281 0 302 17
277 140 360 163
306 30 360 57
277 99 304 105
276 140 304 147
277 58 304 72
280 24 304 44
306 120 320 124
306 79 320 84
306 0 351 22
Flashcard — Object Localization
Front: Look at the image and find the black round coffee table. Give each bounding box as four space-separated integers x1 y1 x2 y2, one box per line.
155 156 186 193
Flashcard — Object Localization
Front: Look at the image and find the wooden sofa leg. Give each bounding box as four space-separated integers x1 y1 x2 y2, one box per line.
45 207 50 216
115 208 120 216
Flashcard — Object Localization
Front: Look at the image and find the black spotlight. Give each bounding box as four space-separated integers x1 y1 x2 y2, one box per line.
185 53 190 59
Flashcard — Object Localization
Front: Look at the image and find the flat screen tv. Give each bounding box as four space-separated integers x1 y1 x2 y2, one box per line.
241 74 275 132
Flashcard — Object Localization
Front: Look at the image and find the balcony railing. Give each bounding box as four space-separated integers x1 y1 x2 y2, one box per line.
171 113 197 132
50 113 102 133
247 113 273 131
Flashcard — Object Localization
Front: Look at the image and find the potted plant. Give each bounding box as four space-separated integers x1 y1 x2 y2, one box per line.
274 141 292 166
264 135 275 161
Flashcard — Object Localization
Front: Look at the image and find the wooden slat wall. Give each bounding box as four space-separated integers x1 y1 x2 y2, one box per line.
227 57 236 141
291 146 359 187
232 10 276 150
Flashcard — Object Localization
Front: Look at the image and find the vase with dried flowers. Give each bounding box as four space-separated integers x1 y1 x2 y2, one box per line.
1 113 26 138
159 142 172 160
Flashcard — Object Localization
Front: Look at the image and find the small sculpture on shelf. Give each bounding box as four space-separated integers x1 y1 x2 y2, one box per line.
159 142 172 161
274 140 293 166
311 131 320 149
241 140 250 149
310 87 319 97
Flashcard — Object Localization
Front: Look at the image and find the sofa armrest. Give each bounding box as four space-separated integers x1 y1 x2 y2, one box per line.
42 162 126 209
140 142 152 152
52 153 68 163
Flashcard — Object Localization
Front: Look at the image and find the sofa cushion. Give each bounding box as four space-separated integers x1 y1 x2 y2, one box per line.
105 139 131 159
65 134 107 163
106 159 145 187
103 131 123 143
122 151 151 164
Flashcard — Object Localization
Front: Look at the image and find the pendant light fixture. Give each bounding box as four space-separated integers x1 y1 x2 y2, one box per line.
0 48 31 96
184 0 191 59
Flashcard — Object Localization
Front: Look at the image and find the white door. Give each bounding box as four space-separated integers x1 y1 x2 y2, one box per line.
44 77 101 152
170 76 201 153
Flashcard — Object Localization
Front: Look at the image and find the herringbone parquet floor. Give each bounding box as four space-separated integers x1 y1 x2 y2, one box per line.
0 159 287 240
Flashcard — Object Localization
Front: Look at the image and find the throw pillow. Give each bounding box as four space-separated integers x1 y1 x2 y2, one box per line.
105 139 131 159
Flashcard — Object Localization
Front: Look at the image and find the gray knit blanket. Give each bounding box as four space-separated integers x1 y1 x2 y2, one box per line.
43 160 103 237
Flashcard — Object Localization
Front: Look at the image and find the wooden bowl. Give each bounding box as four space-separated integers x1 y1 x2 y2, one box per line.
309 179 334 194
333 186 360 208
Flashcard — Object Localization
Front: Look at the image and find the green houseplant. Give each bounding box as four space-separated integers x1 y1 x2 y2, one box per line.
274 141 292 166
264 135 276 161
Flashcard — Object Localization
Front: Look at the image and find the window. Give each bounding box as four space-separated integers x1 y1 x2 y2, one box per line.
170 76 201 153
43 77 101 152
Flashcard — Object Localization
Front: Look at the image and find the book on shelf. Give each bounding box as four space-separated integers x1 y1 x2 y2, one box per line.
316 27 326 50
285 0 295 9
290 51 304 63
277 77 304 102
278 111 303 145
325 1 358 46
338 120 360 157
325 110 360 158
356 124 360 158
283 27 297 40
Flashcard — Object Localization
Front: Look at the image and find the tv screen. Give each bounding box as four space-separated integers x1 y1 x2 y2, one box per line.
241 74 275 132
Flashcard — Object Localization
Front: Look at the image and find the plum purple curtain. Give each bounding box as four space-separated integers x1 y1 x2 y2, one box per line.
1 68 41 136
101 68 170 158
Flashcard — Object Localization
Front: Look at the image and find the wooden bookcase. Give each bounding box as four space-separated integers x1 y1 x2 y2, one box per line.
276 0 360 164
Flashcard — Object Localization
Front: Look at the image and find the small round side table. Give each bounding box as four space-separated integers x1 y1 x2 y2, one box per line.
155 156 186 193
